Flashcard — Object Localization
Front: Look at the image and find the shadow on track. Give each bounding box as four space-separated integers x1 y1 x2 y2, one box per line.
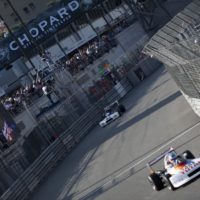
112 91 181 134
71 124 200 200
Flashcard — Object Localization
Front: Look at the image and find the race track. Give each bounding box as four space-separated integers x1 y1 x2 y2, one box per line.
30 66 200 200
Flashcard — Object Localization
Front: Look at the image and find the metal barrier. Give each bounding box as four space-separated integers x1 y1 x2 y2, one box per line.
0 77 132 200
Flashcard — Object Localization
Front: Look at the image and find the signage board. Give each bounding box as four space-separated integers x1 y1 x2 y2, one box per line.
0 0 101 67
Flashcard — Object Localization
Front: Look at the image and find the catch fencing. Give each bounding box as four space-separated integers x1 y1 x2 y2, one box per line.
0 33 162 199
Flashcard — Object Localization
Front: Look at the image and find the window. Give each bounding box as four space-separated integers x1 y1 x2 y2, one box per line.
3 2 8 8
88 7 102 21
14 18 19 22
75 18 87 29
29 3 36 10
57 25 71 41
42 37 56 49
70 24 81 41
23 7 30 14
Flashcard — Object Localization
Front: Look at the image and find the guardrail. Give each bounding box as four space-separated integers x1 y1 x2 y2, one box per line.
0 77 132 200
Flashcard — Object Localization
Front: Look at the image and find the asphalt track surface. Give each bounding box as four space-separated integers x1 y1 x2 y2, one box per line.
30 1 194 199
30 65 200 200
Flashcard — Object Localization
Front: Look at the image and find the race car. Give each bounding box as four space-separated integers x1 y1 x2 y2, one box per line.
147 148 200 191
99 101 126 128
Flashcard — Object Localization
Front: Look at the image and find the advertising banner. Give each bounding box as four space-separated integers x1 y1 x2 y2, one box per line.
0 0 101 67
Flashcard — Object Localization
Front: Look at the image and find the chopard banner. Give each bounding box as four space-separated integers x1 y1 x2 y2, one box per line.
0 0 100 66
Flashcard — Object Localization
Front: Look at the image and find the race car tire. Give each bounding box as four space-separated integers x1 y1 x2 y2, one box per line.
148 173 164 191
100 123 106 128
118 111 122 117
163 174 175 191
182 150 195 159
118 104 126 113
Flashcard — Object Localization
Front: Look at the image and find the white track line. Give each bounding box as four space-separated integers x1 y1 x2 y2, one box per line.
115 121 200 178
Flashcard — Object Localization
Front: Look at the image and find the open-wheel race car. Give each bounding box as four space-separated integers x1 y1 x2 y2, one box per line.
147 148 200 191
99 100 126 128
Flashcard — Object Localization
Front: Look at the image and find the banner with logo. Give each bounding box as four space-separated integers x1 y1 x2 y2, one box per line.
0 0 101 67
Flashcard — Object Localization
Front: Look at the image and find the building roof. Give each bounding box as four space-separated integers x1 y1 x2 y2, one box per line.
143 0 200 67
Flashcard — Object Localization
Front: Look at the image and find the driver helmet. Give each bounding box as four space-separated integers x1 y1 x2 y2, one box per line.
167 151 177 164
105 112 110 117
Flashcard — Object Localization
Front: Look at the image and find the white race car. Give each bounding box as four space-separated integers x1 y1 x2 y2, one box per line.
99 111 120 127
99 101 126 128
147 148 200 191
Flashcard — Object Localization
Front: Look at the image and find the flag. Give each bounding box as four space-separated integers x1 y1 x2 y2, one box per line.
2 121 13 142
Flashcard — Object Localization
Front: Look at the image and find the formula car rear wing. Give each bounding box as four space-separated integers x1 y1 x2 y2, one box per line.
146 147 175 173
104 100 119 111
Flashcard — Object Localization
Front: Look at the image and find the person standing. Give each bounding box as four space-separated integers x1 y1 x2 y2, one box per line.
42 83 54 104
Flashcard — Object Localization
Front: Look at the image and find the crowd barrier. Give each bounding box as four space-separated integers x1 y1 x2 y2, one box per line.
0 78 132 200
